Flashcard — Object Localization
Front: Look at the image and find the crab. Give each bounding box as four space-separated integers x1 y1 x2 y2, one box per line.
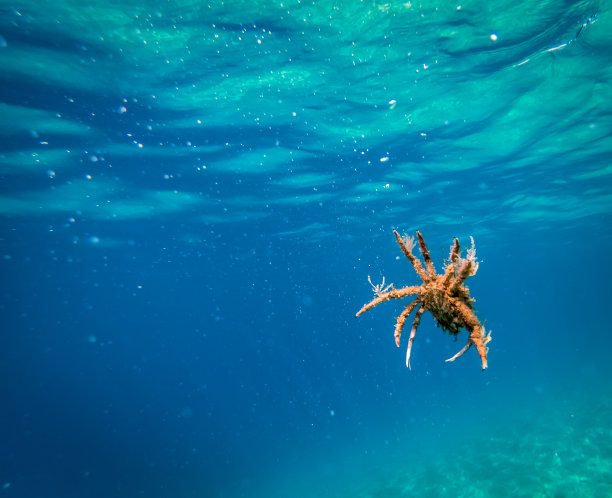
356 230 491 370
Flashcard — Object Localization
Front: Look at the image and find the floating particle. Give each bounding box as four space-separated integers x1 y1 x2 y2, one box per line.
490 33 498 41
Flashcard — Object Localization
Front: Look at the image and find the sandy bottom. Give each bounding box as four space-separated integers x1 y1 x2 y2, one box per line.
254 390 612 498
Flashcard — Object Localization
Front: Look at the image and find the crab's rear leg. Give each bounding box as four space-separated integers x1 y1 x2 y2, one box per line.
445 325 492 370
393 298 421 346
449 302 490 369
406 305 425 369
470 327 492 369
445 342 471 363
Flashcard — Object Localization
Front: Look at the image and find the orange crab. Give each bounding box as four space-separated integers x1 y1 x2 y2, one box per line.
356 230 491 370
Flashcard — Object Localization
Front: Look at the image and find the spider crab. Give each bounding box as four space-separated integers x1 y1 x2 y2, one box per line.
356 230 491 370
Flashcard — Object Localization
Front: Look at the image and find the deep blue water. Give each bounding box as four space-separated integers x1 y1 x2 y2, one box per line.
1 1 612 497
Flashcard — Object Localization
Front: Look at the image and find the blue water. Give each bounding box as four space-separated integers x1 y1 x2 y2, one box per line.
1 1 612 497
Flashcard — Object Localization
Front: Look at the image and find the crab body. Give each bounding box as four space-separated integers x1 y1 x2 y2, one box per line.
356 230 491 370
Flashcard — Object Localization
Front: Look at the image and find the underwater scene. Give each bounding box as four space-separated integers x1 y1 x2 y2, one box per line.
1 0 612 496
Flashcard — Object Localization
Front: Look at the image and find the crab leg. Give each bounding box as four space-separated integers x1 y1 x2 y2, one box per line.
394 298 421 346
406 305 425 369
445 325 491 369
416 231 436 277
445 342 471 363
393 230 429 281
450 302 490 368
355 286 421 317
449 258 476 294
449 238 460 264
441 238 461 287
469 327 492 370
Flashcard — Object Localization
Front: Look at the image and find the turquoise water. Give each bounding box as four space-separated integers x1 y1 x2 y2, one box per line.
1 1 611 497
